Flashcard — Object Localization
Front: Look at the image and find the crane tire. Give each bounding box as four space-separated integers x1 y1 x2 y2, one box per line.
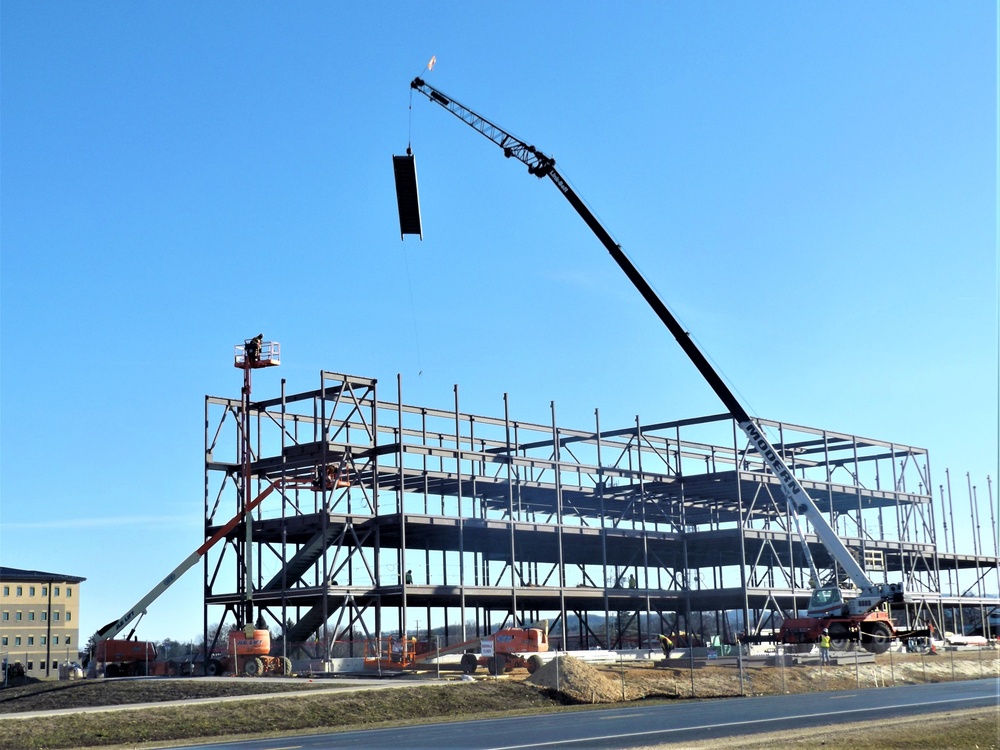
828 623 851 652
205 659 224 677
862 622 892 654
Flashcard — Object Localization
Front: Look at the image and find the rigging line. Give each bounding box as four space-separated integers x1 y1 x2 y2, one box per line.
409 55 436 151
400 243 424 377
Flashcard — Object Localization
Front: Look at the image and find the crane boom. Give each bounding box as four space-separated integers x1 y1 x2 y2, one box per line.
411 77 904 613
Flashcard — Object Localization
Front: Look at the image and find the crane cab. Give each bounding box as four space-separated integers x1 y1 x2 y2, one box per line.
807 586 853 617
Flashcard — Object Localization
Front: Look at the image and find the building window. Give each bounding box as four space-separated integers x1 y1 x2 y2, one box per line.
53 612 60 621
27 637 34 646
40 637 46 646
53 636 59 645
41 612 46 621
41 587 47 596
14 637 21 646
54 587 60 597
28 612 34 621
1 637 6 646
26 661 32 671
2 612 8 621
29 587 35 596
15 586 22 596
67 587 72 597
15 612 21 621
65 612 71 622
52 661 58 670
2 586 8 596
65 636 71 646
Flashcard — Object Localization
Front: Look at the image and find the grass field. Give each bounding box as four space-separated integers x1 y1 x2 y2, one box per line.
0 652 996 750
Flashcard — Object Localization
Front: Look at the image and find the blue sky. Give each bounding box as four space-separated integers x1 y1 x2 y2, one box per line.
2 3 996 644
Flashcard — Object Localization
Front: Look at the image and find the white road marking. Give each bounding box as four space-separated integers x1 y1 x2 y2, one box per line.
485 695 987 749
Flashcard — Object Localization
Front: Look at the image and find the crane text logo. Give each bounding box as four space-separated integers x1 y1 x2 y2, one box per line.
743 423 799 497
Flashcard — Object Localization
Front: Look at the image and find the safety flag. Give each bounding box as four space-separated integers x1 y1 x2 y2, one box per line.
427 55 436 71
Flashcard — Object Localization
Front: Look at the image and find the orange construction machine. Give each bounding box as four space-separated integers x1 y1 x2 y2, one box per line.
94 639 158 677
364 623 549 675
461 624 549 675
204 627 292 677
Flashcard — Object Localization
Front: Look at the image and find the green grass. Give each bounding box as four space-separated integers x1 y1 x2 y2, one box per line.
0 680 563 749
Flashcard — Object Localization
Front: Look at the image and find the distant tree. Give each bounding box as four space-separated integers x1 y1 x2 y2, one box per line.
197 622 226 653
81 632 101 667
158 638 182 659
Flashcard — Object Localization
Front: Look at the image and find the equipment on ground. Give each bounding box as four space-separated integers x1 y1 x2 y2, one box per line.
410 78 910 654
363 623 549 675
204 627 292 677
461 624 549 675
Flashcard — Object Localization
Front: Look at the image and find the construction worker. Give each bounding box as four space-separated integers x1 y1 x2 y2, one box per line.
819 628 832 665
657 633 674 658
244 334 263 365
405 569 413 585
628 574 637 589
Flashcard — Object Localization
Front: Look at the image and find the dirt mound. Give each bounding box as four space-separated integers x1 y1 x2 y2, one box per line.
526 655 641 704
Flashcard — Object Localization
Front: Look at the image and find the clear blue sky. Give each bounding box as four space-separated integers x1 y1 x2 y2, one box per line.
2 3 996 644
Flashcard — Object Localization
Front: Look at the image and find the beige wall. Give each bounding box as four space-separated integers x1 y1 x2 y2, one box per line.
0 579 82 678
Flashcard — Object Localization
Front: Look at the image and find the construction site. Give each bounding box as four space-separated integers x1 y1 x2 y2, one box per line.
186 78 998 673
200 365 999 667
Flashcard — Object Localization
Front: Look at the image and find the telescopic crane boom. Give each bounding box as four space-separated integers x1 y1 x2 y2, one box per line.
410 77 904 617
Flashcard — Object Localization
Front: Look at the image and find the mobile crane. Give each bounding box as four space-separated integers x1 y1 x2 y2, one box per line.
410 77 908 654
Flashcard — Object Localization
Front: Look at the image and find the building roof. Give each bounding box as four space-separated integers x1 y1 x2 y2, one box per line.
0 567 86 584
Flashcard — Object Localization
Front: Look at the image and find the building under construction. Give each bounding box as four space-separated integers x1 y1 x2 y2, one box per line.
203 369 999 657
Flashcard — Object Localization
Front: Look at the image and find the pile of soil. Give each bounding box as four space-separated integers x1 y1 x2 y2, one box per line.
527 655 677 704
525 650 999 705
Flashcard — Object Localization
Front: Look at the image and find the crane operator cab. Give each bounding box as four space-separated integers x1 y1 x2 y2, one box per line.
807 586 855 618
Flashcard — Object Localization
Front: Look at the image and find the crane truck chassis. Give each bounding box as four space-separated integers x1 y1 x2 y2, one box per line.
410 77 916 653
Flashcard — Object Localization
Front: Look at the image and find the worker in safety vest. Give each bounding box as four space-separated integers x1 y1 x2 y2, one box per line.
657 633 674 658
819 628 832 665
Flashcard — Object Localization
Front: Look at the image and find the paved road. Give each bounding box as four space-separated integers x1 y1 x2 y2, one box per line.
170 677 998 750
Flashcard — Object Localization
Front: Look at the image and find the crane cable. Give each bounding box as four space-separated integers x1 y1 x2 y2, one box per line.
399 60 437 377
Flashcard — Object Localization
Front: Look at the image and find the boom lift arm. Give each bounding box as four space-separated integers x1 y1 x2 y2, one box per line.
410 77 904 615
95 477 300 643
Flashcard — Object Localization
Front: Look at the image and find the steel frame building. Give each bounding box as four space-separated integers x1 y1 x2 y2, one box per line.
203 371 999 655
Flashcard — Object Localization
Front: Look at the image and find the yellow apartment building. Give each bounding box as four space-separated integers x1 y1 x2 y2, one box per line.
0 567 86 679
